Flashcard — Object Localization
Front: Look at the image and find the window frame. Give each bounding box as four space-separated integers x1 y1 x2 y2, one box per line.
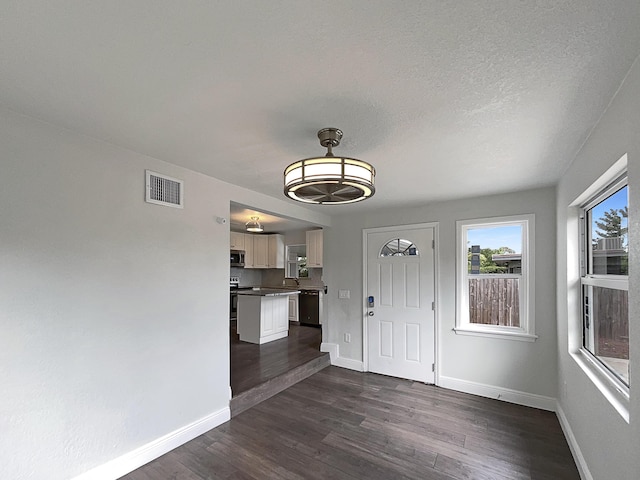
579 174 629 390
455 214 537 341
568 155 629 422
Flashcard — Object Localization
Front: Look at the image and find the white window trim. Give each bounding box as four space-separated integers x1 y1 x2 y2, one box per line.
568 153 629 421
455 214 537 341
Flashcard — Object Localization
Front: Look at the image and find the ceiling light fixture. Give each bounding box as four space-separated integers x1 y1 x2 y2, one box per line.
245 216 264 233
284 128 376 204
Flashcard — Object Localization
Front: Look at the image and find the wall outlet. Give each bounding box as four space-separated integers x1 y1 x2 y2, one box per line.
344 333 351 343
339 289 350 299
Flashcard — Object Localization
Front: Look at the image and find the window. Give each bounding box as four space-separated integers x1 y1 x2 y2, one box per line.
380 238 419 257
285 244 308 279
581 176 629 388
456 215 536 341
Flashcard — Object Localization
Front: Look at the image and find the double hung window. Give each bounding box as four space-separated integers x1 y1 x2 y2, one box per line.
456 215 536 341
580 175 629 388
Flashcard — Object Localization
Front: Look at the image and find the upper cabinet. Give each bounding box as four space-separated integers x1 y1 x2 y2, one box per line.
268 234 285 268
244 234 254 268
252 235 269 268
306 229 323 268
245 234 284 269
230 231 245 250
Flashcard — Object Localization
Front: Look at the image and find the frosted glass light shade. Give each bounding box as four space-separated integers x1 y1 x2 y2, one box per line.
245 216 263 232
283 156 376 204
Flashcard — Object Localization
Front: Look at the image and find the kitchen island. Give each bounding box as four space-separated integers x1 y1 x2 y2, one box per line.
236 288 300 344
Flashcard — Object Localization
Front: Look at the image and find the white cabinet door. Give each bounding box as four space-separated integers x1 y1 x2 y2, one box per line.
244 234 284 269
230 231 245 250
275 300 289 332
288 294 299 322
268 234 285 268
253 235 269 268
306 229 323 267
244 234 254 268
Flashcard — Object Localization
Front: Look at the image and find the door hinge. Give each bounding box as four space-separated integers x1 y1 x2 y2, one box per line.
431 301 435 310
432 239 435 249
431 363 435 372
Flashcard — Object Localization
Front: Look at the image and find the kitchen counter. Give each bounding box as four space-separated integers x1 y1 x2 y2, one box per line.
237 290 295 344
237 288 300 297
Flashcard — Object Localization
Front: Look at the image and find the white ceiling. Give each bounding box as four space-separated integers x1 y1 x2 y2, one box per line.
2 1 639 217
230 202 317 234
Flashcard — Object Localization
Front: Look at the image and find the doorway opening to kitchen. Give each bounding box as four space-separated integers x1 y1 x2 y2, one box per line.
228 202 329 415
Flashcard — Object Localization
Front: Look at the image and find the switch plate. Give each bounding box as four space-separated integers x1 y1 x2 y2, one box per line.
339 289 350 299
344 333 351 343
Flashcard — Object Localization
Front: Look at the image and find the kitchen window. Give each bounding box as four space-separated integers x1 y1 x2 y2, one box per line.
455 214 536 341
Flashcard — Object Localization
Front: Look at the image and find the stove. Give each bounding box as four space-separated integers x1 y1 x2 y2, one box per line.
230 276 239 320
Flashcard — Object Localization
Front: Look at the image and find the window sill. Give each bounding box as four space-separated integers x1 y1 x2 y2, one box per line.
453 326 538 342
571 348 629 423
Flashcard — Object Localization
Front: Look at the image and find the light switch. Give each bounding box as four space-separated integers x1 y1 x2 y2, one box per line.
339 289 350 299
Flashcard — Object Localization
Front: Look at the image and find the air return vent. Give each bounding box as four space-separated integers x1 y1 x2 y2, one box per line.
145 170 184 208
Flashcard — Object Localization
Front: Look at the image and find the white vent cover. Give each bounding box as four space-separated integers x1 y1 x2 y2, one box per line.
145 170 184 208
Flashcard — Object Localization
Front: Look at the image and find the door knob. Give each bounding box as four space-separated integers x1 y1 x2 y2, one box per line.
368 311 374 316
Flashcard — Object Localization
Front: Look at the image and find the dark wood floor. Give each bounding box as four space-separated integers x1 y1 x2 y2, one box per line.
230 322 329 416
230 321 324 396
121 366 580 480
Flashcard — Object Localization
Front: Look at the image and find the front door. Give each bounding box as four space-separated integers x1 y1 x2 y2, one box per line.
365 225 435 383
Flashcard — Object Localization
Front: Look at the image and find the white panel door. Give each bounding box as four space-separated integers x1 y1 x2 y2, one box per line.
366 227 435 383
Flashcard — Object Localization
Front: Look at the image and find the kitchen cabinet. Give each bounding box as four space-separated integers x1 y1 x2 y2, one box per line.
306 229 323 267
237 290 295 344
230 231 245 250
251 234 284 268
268 234 285 268
244 234 255 267
241 234 284 269
288 294 299 323
252 235 269 268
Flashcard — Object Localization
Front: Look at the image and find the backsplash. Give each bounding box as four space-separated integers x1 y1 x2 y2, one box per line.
230 266 323 288
230 267 262 287
262 268 324 287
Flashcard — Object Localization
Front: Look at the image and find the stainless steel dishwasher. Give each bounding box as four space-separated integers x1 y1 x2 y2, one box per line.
298 290 322 327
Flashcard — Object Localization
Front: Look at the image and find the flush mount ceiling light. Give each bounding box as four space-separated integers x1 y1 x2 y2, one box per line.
284 128 376 204
245 216 264 233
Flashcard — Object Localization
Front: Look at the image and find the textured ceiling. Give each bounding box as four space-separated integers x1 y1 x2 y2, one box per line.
2 1 639 216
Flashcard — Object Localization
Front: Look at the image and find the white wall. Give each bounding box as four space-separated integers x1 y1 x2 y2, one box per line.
0 108 329 480
556 58 639 479
323 186 558 406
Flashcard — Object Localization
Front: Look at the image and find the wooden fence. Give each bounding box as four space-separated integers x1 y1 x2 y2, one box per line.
593 288 629 359
469 277 520 327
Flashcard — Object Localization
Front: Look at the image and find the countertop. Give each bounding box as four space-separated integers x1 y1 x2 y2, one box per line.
237 287 301 297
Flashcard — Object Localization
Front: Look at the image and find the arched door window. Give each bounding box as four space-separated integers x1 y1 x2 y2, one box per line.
379 238 419 257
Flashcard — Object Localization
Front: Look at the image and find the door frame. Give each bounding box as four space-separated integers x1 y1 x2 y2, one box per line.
362 222 440 384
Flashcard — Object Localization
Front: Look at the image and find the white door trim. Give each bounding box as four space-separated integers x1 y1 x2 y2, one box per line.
362 222 440 385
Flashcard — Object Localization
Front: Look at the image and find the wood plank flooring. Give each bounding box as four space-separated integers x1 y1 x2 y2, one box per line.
230 321 324 396
121 367 580 480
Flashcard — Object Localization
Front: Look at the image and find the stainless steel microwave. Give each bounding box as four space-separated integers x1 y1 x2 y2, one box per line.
230 250 245 267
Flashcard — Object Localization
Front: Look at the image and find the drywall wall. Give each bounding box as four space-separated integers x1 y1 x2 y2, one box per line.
0 108 329 479
556 58 639 479
323 186 558 403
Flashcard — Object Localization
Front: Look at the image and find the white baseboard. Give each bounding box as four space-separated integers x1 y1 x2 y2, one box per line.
72 407 231 480
334 356 364 371
439 375 556 412
321 342 364 371
556 403 593 480
320 341 338 362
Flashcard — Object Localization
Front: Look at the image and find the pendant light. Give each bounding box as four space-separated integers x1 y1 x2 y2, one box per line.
245 216 263 233
283 128 376 204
